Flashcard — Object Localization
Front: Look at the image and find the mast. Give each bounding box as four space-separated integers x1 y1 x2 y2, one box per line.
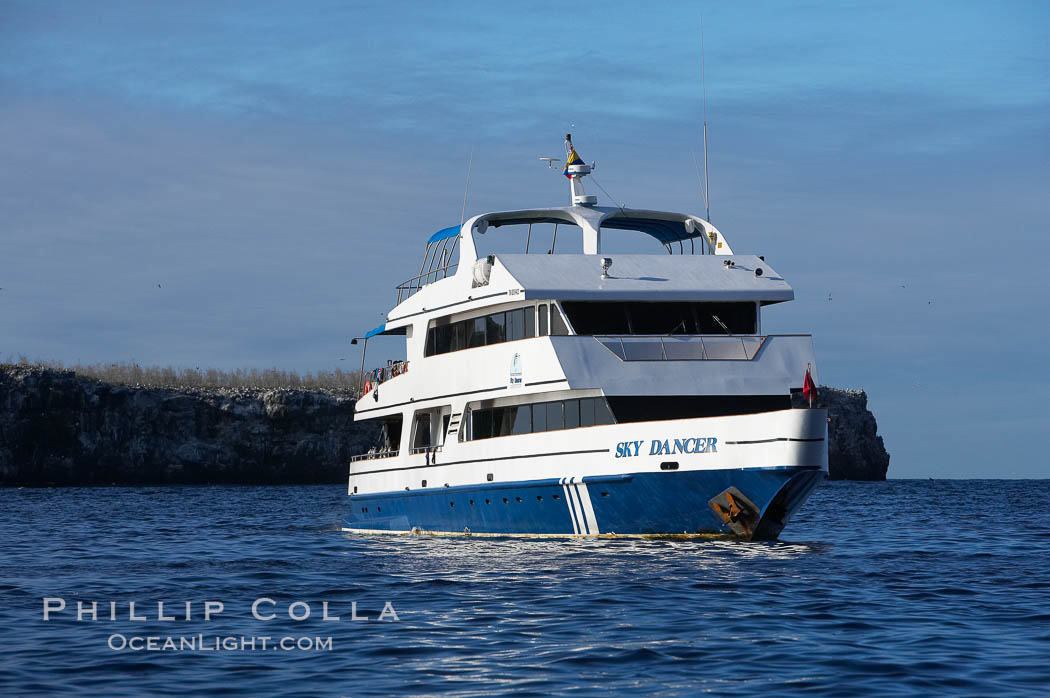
700 17 711 222
564 134 596 206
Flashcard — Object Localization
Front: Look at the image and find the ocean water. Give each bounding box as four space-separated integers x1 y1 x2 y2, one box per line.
2 480 1049 696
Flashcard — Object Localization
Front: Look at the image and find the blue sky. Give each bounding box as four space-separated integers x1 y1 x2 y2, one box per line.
1 1 1047 477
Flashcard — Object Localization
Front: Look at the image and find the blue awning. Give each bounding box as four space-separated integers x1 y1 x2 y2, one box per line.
427 225 460 244
365 323 406 339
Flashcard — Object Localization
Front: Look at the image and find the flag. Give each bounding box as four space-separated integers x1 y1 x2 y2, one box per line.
803 365 818 406
563 146 582 178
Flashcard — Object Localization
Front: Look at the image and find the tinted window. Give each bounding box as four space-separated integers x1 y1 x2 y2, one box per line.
468 317 486 348
564 399 580 429
545 401 563 431
435 324 452 354
580 397 596 427
532 402 547 432
486 312 506 345
551 305 569 335
471 409 492 440
467 398 615 440
506 308 525 341
511 405 531 434
426 306 538 357
539 304 549 336
560 301 757 335
452 321 467 351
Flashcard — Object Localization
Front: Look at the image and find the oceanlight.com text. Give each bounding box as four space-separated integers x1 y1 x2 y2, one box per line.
107 634 334 652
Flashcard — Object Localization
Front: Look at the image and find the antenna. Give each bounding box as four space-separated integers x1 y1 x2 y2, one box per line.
460 144 474 225
700 15 711 222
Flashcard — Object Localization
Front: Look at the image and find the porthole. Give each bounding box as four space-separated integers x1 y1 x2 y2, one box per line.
449 501 455 508
515 497 522 502
660 462 679 471
553 494 561 500
377 506 381 512
469 499 475 506
502 498 509 504
601 492 610 497
536 495 543 501
422 479 427 487
485 499 491 504
487 473 494 482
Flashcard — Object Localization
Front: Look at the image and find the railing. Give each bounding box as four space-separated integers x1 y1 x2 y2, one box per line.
396 264 459 304
349 449 399 463
397 234 461 304
594 335 768 361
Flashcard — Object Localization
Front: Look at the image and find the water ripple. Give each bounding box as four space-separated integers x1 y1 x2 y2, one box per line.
2 481 1050 695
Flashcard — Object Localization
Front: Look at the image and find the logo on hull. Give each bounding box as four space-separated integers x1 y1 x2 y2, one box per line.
615 438 718 458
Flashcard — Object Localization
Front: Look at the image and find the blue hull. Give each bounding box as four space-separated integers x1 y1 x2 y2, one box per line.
345 466 824 540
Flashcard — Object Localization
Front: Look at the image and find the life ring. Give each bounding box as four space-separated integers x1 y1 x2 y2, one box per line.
363 381 372 393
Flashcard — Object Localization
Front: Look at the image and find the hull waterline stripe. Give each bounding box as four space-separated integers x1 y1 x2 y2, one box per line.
524 378 569 387
725 437 826 445
352 448 611 476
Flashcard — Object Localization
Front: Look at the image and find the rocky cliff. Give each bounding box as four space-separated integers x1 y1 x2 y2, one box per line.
0 366 378 485
793 386 890 481
1 366 888 484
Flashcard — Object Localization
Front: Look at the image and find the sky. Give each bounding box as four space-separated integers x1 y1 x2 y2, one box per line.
1 1 1047 477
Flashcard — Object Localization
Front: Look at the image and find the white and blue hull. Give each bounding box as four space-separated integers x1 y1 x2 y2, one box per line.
346 408 827 540
345 465 823 539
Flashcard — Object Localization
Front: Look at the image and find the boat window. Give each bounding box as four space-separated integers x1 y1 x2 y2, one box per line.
425 304 543 357
468 317 486 348
466 397 615 441
551 303 570 336
511 405 532 434
506 308 526 341
560 301 757 335
606 395 790 422
486 312 506 344
545 401 564 431
531 402 546 432
378 415 403 452
412 413 431 450
564 399 580 429
579 396 596 427
538 304 549 336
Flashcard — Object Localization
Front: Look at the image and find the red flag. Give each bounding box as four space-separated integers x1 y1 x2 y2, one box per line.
803 365 818 406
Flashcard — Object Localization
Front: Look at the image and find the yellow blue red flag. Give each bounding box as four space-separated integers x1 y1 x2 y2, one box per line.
563 146 582 178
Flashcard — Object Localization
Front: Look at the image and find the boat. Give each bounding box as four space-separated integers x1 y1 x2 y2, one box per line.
344 136 826 540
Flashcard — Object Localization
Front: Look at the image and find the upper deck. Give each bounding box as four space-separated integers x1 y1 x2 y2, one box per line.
392 204 744 310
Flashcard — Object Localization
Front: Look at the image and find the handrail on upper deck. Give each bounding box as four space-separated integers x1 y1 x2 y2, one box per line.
397 231 460 304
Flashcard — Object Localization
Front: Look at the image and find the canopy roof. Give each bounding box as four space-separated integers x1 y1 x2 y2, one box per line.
426 225 460 244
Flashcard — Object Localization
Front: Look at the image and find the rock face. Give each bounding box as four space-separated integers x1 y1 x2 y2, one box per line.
0 366 377 485
0 367 889 484
793 386 890 480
